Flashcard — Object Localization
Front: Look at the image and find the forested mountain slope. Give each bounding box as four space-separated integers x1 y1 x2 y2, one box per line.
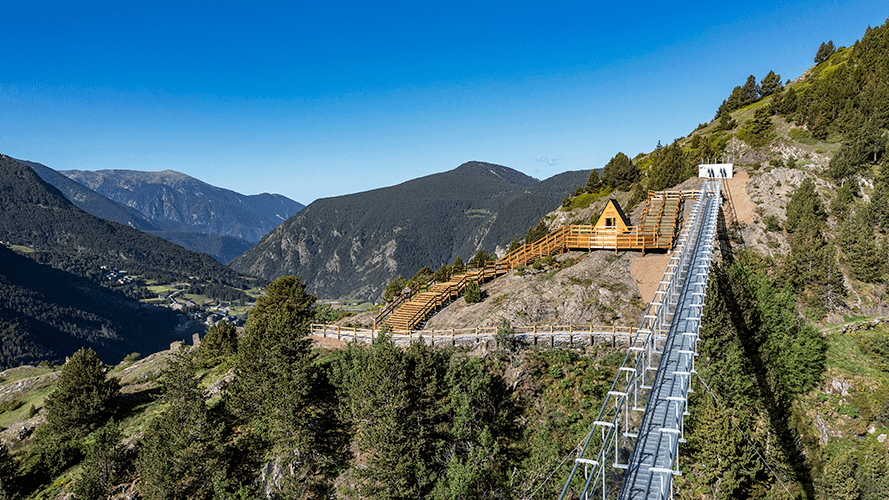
0 245 179 368
230 161 591 300
22 160 161 232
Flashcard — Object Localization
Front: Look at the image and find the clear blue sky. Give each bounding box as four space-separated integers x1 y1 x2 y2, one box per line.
1 1 885 204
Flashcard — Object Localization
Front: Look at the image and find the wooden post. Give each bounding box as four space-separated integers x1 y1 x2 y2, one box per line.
337 326 340 342
550 326 554 349
569 324 573 348
431 330 434 347
612 325 616 348
476 328 479 344
451 329 455 347
590 324 593 347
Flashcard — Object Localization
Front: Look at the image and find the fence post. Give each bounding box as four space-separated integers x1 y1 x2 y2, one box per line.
476 327 479 344
337 325 340 342
431 330 434 347
451 329 455 347
550 325 554 349
612 325 616 348
569 324 573 348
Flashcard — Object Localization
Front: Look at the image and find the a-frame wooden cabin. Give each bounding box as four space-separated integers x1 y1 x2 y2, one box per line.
593 198 631 232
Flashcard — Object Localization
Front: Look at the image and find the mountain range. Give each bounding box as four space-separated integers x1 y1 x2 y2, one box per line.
22 163 304 263
0 154 250 289
60 168 304 242
230 161 591 300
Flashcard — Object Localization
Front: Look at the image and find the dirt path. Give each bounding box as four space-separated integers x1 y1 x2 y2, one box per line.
630 253 672 305
724 169 754 225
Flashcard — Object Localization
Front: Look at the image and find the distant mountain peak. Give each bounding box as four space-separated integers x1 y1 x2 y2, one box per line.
452 161 539 186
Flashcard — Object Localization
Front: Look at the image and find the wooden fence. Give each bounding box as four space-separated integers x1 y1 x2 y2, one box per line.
311 323 637 349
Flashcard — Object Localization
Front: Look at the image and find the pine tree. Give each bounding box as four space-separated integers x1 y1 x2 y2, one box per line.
198 320 238 367
432 356 504 498
815 40 836 64
784 178 826 234
600 152 638 190
0 445 19 499
585 170 601 192
138 348 225 500
464 280 482 304
43 347 120 437
648 143 691 191
841 207 885 283
526 220 549 245
740 74 761 104
344 335 433 499
685 396 762 500
73 420 124 500
760 70 782 97
507 238 521 254
452 255 465 273
818 447 860 500
225 275 322 494
783 222 845 314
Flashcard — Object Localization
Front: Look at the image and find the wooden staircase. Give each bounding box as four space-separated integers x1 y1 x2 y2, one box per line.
379 189 692 332
384 266 507 331
639 190 682 248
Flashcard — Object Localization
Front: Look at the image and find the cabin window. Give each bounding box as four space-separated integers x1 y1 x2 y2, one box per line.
605 217 615 227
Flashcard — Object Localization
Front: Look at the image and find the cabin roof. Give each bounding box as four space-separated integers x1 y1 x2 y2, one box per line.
595 198 631 228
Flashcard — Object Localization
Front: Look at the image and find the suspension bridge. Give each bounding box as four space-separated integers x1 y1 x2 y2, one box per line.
558 177 726 500
315 167 733 499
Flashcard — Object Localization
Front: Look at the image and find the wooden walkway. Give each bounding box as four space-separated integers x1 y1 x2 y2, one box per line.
379 190 698 331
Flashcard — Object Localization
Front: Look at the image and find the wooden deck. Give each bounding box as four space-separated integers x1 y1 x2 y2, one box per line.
380 189 698 331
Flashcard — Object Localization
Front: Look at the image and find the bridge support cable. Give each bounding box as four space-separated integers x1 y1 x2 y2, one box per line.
557 182 721 500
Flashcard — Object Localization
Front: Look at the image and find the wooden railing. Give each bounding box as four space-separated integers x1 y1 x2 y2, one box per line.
376 189 701 329
311 323 636 348
386 264 506 330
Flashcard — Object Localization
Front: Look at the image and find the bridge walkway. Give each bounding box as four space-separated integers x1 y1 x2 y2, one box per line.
617 181 721 500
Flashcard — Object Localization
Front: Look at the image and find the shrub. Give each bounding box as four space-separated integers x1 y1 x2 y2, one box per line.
464 280 482 304
762 214 782 232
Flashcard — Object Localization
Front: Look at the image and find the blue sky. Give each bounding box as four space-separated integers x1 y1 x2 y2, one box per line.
1 1 886 204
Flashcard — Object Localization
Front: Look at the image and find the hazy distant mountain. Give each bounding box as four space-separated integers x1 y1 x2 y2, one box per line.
22 159 162 232
230 161 591 301
61 168 305 243
20 160 257 263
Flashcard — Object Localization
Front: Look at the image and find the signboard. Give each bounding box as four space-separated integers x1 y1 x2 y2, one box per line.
698 163 733 179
